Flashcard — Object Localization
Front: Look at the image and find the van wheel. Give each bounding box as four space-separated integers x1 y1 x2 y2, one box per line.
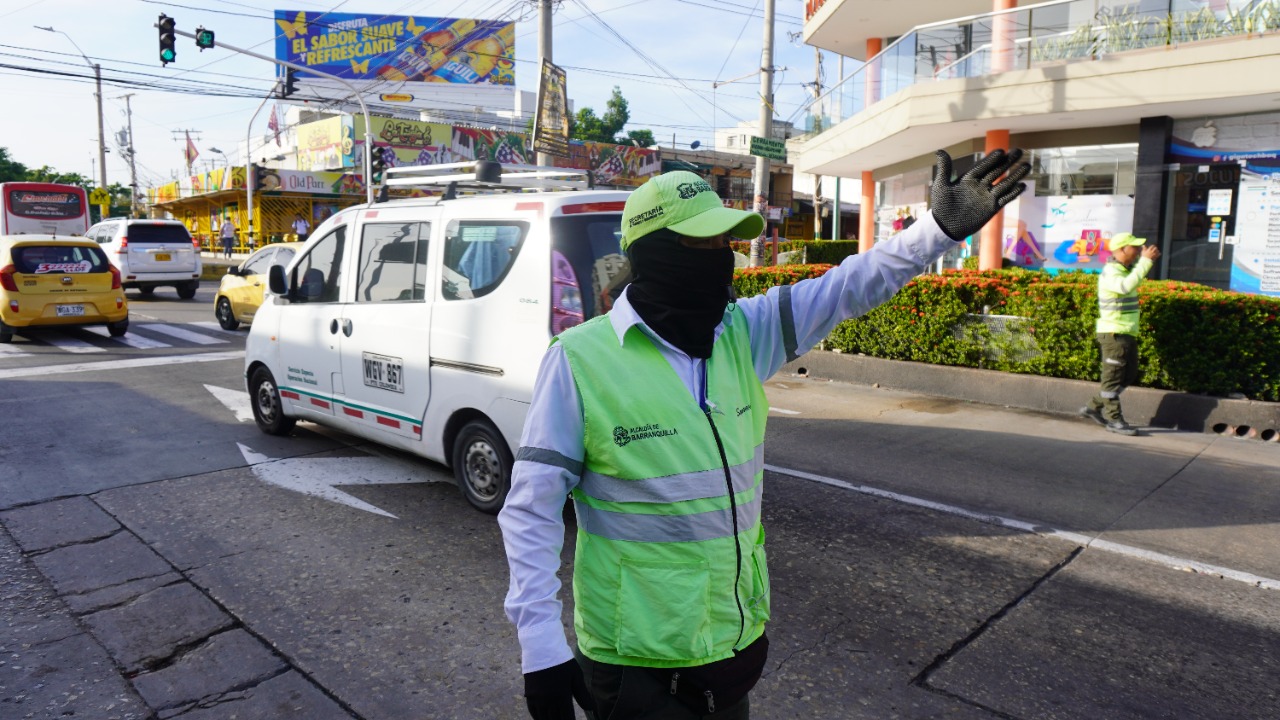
249 367 296 436
216 297 240 330
107 319 128 337
177 281 199 300
452 420 512 515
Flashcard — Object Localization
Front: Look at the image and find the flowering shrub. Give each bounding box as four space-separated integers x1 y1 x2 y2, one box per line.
735 265 1280 400
727 239 859 266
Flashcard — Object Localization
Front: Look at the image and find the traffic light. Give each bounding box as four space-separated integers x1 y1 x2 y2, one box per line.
250 163 268 193
195 27 215 50
369 148 387 183
157 14 176 65
282 67 298 98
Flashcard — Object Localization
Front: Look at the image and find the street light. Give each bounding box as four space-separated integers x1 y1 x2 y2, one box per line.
208 147 230 167
35 25 107 202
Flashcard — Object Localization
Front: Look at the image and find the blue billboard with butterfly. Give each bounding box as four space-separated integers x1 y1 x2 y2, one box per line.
273 11 515 85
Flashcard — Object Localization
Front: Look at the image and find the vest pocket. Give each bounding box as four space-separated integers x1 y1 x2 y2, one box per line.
748 541 771 625
616 557 712 660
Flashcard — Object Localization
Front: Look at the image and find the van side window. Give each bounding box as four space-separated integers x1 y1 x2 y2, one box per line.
356 222 430 302
293 226 346 303
241 248 276 276
442 220 527 300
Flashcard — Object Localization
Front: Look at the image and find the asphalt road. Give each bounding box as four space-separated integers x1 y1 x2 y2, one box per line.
2 285 1278 719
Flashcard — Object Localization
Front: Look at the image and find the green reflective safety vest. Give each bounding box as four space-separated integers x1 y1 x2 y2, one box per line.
556 307 770 668
1096 257 1152 335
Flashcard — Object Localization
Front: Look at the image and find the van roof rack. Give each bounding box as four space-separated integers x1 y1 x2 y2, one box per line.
381 160 590 199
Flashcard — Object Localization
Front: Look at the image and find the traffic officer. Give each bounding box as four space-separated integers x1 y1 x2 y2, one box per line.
1081 232 1161 436
499 148 1030 720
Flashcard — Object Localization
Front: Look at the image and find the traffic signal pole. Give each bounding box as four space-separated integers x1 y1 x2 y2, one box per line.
749 0 776 266
245 84 279 248
158 21 375 206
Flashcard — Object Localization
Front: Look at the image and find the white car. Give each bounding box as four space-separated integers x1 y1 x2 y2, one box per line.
87 218 202 298
244 162 630 513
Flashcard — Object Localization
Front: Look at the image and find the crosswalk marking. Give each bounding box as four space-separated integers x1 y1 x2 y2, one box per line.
138 323 229 345
0 344 35 358
43 336 106 354
190 321 245 337
81 326 173 349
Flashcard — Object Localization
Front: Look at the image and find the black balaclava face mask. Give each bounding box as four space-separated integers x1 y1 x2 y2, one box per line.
626 228 736 359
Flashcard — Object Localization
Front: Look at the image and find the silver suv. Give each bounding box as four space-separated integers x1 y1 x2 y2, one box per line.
86 218 201 299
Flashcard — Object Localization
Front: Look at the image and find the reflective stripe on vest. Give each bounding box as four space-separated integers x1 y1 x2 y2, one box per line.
556 307 770 668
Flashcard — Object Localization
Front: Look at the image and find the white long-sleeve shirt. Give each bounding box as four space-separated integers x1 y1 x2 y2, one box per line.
497 213 954 673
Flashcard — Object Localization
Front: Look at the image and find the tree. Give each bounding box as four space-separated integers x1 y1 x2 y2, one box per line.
626 130 656 148
0 148 28 183
571 87 655 147
26 166 91 187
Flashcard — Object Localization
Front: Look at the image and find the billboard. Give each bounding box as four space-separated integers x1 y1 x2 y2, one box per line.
273 11 514 86
533 60 570 158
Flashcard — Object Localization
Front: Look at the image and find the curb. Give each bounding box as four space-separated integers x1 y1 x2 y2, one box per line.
782 351 1280 436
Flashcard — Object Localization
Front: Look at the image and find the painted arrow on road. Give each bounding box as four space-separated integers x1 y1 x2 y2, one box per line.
238 444 439 519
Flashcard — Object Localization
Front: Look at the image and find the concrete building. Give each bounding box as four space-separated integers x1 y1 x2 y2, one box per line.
797 0 1280 296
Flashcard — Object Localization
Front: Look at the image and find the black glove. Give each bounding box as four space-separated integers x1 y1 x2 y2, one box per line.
930 148 1031 241
524 659 596 720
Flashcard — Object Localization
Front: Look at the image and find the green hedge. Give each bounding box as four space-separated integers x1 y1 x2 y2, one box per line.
727 239 859 266
732 265 1280 400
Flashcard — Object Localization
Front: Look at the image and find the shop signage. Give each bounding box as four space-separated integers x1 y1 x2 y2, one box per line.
749 136 786 161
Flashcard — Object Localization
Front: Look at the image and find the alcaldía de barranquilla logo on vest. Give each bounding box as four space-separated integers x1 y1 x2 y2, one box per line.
613 423 679 447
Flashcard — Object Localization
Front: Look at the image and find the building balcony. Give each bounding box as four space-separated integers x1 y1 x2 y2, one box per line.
794 0 1280 176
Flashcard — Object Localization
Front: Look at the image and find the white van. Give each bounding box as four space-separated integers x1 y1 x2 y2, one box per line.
244 162 631 513
87 218 202 299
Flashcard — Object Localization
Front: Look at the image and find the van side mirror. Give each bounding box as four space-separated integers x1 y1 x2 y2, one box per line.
268 264 288 296
225 265 241 277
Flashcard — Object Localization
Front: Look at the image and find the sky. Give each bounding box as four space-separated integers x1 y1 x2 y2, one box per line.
0 0 829 194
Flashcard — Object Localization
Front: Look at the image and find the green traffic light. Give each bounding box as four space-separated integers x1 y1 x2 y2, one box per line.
196 29 215 49
160 48 175 62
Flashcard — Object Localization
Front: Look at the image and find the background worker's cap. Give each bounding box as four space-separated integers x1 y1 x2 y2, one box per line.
1108 232 1146 252
620 170 765 251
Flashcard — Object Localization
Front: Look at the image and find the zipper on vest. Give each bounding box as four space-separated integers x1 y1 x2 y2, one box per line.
704 408 747 647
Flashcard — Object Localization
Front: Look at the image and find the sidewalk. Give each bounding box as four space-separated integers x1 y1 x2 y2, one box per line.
783 350 1280 437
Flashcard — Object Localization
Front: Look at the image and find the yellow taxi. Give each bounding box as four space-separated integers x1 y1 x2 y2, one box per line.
0 236 128 343
213 242 301 330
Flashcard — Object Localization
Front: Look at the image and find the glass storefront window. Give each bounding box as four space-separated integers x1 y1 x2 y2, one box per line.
1027 144 1137 197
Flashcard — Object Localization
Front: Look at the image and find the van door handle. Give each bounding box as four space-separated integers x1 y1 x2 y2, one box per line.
329 319 339 335
341 318 353 337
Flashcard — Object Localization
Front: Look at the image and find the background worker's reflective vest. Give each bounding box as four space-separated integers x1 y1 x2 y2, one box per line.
556 308 769 668
1096 257 1152 335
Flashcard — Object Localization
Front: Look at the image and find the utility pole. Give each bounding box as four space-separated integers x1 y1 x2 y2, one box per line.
812 46 823 241
536 0 553 168
119 94 140 217
93 62 107 216
749 0 776 266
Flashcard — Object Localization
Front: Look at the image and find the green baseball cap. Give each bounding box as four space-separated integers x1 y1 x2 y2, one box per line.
1107 232 1145 252
620 170 765 251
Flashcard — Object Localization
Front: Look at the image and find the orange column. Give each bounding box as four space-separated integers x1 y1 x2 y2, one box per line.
860 37 883 253
859 171 875 253
865 37 883 106
980 129 1010 270
991 0 1017 73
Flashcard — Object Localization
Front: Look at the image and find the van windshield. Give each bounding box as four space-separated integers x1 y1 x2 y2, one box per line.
549 214 627 325
127 224 191 243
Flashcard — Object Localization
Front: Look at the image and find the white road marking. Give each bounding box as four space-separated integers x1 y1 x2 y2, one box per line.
205 384 254 422
43 336 106 354
139 323 227 345
191 321 245 336
238 443 436 518
0 350 245 379
769 407 800 415
0 344 34 358
766 463 1280 591
80 326 173 349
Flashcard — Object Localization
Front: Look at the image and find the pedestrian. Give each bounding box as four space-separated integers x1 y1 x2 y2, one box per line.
219 216 236 259
292 212 310 243
499 148 1030 720
1080 232 1161 436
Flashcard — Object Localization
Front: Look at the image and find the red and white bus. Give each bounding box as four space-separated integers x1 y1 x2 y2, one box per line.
0 182 90 236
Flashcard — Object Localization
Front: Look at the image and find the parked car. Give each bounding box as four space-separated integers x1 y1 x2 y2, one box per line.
86 218 201 298
245 162 629 513
0 235 128 342
214 241 301 330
